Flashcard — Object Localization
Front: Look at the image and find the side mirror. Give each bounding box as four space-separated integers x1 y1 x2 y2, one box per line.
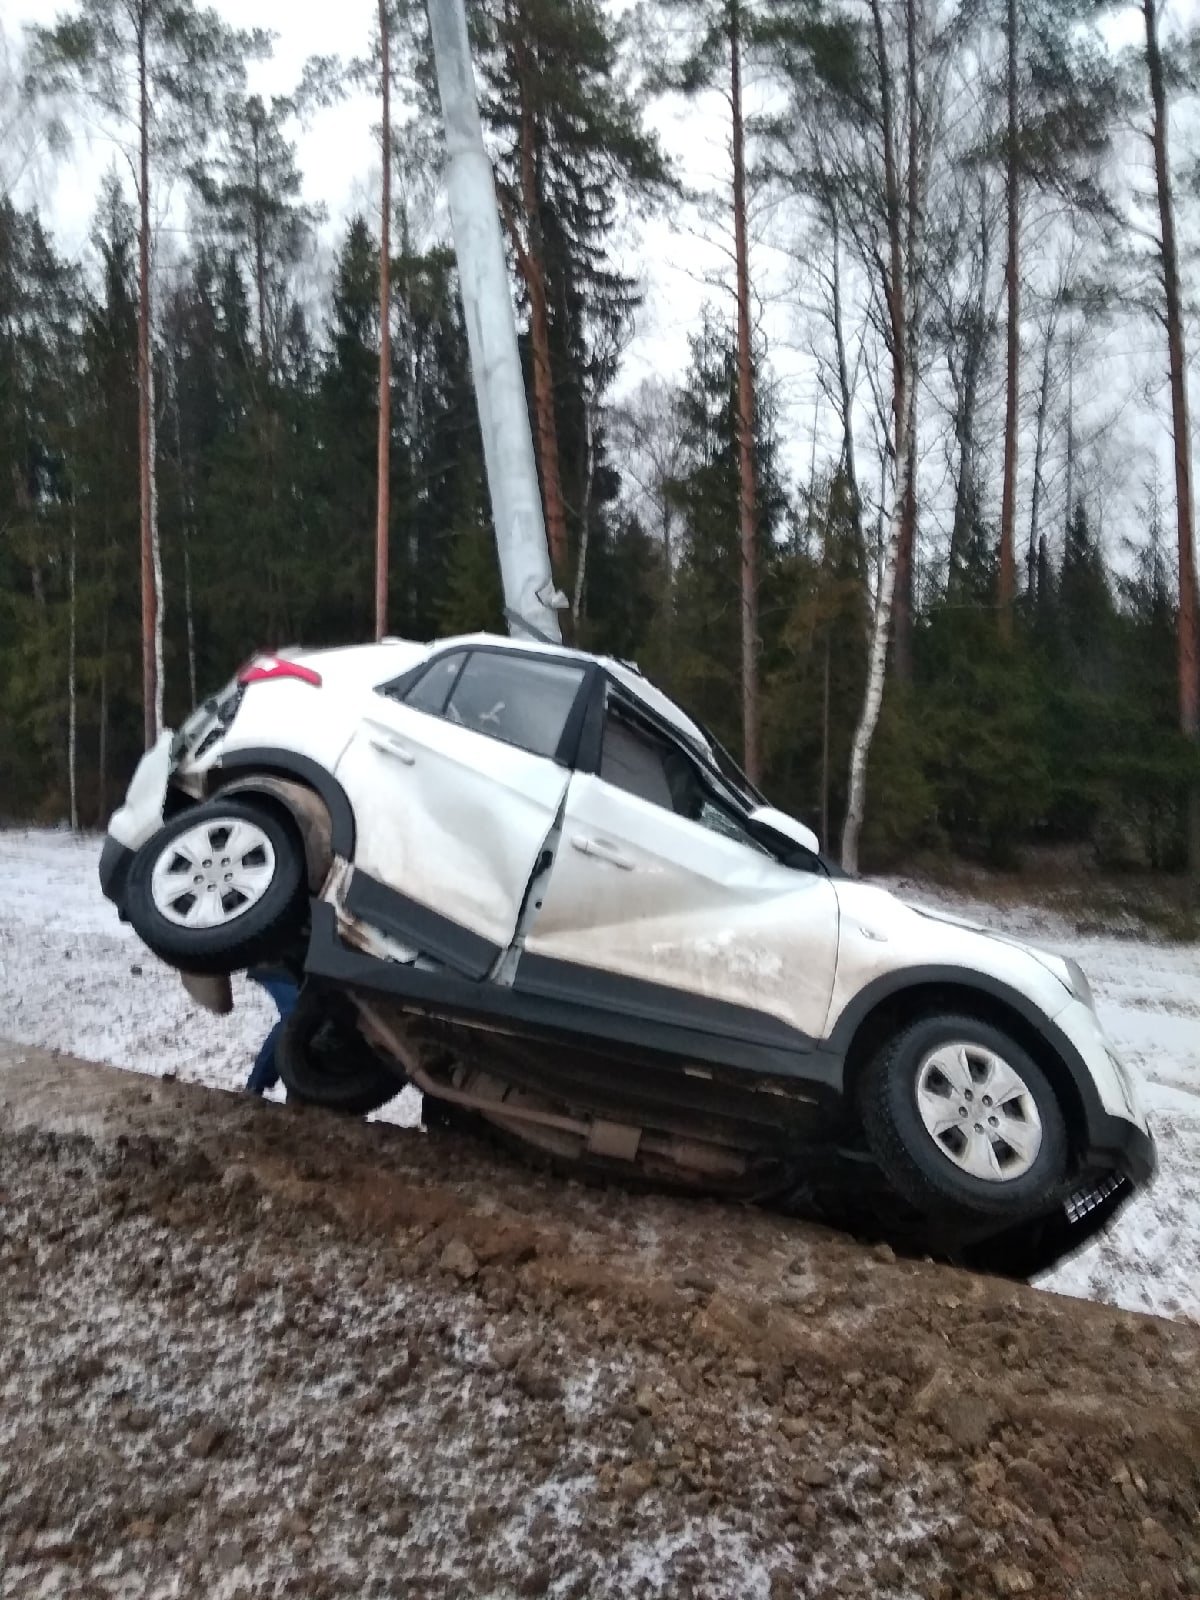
749 805 821 858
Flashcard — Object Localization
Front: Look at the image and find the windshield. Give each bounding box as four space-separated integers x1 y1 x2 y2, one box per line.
681 715 767 808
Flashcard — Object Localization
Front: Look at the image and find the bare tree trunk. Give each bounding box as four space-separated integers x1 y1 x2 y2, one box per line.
1028 323 1054 601
1065 332 1076 526
870 0 909 672
820 629 831 849
137 14 159 747
843 0 928 870
950 353 981 583
170 362 199 706
1144 0 1199 877
182 523 196 707
828 201 863 564
98 611 109 824
68 507 78 832
1139 4 1196 720
842 374 916 875
375 0 392 642
892 0 921 682
998 0 1019 637
253 117 268 369
950 186 995 587
151 357 164 734
730 0 761 782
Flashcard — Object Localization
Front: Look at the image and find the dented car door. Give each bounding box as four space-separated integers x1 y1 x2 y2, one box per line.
335 648 590 974
521 700 839 1044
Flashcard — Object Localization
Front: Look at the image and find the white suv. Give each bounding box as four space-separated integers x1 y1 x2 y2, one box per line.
100 632 1154 1275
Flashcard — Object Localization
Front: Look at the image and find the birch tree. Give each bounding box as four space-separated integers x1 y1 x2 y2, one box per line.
787 0 958 867
1138 0 1199 877
26 0 259 747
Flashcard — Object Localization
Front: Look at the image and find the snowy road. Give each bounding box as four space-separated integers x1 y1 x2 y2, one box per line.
1 829 1196 1322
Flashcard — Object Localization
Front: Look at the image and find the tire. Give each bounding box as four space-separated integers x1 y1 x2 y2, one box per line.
125 799 306 976
858 1013 1069 1220
276 986 405 1117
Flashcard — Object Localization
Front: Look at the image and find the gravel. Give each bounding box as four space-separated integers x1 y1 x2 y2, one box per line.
2 1043 1199 1600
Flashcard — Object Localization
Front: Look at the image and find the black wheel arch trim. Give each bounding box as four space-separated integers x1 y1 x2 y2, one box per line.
825 965 1156 1185
213 748 356 859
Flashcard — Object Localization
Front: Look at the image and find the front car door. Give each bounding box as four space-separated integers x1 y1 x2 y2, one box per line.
520 687 840 1046
335 646 591 977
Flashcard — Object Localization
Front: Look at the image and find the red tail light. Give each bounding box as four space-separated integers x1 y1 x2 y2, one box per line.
237 656 323 688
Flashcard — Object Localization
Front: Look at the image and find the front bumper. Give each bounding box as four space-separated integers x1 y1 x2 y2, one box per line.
1086 1110 1157 1187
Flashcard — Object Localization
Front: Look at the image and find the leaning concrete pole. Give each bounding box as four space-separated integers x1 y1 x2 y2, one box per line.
425 0 565 643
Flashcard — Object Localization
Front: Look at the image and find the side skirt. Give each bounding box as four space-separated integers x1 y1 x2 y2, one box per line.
305 900 844 1096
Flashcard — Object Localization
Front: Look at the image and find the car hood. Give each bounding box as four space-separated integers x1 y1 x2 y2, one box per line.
904 902 1079 1000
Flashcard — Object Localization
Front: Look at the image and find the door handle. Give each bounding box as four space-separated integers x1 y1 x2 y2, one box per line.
571 834 634 870
368 732 416 765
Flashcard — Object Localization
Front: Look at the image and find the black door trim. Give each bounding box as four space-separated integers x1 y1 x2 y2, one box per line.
344 869 500 981
305 902 842 1091
514 952 819 1053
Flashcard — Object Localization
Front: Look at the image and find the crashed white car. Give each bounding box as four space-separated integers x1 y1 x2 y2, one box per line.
100 633 1154 1275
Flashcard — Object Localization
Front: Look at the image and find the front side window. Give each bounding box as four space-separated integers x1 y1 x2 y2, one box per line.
600 709 766 852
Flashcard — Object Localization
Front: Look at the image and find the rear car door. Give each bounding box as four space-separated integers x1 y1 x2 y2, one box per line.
335 647 590 977
521 693 839 1044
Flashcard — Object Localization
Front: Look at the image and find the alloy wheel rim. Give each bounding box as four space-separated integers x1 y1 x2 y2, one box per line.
914 1041 1043 1183
151 817 276 930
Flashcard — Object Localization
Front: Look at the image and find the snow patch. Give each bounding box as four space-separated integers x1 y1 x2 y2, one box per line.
1 831 1197 1322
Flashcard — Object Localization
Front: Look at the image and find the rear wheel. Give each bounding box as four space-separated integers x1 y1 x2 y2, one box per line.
276 986 406 1117
125 799 306 976
858 1013 1069 1219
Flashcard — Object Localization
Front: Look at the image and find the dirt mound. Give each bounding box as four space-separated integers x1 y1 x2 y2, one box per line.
1 1041 1198 1599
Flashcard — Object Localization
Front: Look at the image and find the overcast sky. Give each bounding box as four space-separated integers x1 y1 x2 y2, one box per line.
8 0 730 399
6 0 1198 546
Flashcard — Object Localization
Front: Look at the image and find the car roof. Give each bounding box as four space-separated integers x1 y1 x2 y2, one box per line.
435 631 713 756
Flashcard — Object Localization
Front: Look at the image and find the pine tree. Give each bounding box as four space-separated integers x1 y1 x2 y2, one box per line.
665 309 788 760
191 90 318 373
467 0 669 610
648 0 814 779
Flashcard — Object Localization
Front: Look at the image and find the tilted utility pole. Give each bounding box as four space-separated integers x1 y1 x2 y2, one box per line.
425 0 565 643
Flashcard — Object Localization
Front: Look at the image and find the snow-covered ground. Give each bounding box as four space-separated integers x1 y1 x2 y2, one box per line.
1 828 1196 1323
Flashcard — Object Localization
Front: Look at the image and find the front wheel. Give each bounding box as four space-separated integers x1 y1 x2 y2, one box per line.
125 799 306 976
858 1014 1069 1220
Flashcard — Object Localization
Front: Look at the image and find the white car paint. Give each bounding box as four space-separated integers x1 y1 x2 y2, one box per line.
526 771 841 1038
828 879 1147 1130
103 631 1150 1158
108 732 174 852
334 695 569 952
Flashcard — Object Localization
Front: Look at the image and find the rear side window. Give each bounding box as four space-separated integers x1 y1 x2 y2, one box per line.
402 651 466 716
444 653 585 759
390 649 586 761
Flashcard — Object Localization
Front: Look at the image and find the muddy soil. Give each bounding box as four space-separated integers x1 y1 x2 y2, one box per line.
1 1041 1198 1600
